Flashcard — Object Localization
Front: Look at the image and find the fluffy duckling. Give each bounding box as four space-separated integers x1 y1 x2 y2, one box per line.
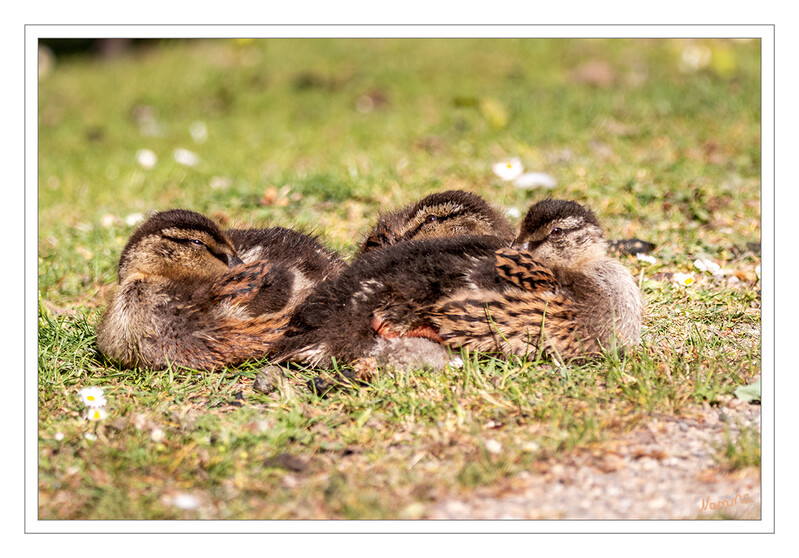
271 199 642 367
270 234 508 367
96 209 291 371
430 199 643 360
359 189 515 253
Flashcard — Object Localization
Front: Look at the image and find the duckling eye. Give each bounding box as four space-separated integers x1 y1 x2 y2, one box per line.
425 215 438 223
549 228 563 237
190 239 204 246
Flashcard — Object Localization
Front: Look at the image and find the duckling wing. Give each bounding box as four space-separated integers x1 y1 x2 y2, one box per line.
494 248 559 293
206 260 295 317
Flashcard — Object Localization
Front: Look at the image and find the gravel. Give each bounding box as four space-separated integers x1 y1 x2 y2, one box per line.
429 397 761 519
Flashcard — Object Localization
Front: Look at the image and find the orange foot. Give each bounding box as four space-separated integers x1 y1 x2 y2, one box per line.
371 316 445 344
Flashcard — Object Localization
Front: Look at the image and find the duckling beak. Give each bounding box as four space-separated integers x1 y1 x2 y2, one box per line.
227 255 245 268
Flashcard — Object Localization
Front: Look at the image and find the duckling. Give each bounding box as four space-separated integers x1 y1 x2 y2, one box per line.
96 209 291 371
225 226 345 315
270 234 508 367
271 199 642 367
359 189 515 252
429 199 643 360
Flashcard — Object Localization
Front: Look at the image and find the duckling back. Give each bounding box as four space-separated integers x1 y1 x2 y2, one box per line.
359 189 515 253
270 235 508 366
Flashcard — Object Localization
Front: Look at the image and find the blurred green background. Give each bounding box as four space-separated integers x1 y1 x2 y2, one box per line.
38 37 760 306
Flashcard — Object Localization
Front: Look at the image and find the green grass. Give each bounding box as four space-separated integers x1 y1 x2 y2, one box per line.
37 38 761 519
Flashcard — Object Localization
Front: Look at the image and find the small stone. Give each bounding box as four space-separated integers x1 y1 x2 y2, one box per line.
253 365 284 394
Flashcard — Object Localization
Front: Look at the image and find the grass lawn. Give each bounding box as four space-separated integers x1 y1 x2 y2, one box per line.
37 38 761 520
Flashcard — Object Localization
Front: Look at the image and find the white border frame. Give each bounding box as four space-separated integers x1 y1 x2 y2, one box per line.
25 24 774 535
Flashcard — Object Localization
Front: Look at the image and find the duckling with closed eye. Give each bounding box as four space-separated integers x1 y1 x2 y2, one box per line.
359 189 515 253
428 199 643 360
271 199 642 367
96 209 293 371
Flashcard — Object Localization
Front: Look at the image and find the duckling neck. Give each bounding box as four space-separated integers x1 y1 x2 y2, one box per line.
552 257 643 348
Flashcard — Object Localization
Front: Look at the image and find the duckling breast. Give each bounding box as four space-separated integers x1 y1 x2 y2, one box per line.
578 259 643 348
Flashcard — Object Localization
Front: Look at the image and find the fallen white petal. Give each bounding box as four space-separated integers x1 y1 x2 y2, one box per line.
171 493 200 510
190 121 208 143
125 213 145 226
484 439 503 455
136 149 158 169
173 148 200 167
210 176 232 190
505 207 522 219
693 258 721 275
513 172 557 189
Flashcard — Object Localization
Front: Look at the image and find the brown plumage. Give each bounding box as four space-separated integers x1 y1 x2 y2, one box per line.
226 226 345 315
96 209 294 371
359 189 515 253
429 199 643 360
270 234 508 367
271 199 642 367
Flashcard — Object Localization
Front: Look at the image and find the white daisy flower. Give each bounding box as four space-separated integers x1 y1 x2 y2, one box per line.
448 356 465 369
755 265 761 280
492 158 524 181
672 272 695 287
84 407 108 421
79 386 107 408
636 253 657 265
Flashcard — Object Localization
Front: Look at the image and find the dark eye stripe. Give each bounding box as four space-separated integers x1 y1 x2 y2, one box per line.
404 208 464 239
163 234 235 266
163 234 204 245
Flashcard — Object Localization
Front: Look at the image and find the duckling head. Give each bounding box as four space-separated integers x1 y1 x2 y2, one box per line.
360 189 515 252
117 209 244 282
515 199 608 271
